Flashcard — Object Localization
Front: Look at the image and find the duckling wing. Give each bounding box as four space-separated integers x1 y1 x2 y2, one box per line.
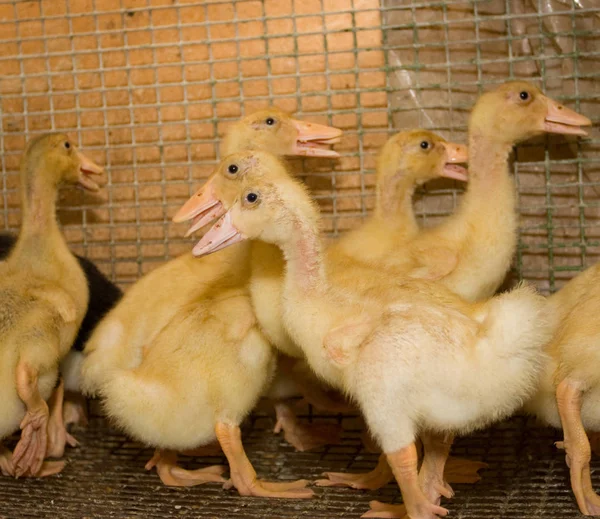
324 316 376 367
27 285 77 324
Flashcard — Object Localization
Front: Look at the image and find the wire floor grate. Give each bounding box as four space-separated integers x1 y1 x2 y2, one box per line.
0 413 595 519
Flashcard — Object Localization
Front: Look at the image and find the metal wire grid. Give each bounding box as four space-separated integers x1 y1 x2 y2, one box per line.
0 0 598 291
0 413 594 518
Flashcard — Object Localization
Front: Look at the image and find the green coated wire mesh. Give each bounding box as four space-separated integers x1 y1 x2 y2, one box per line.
0 0 598 293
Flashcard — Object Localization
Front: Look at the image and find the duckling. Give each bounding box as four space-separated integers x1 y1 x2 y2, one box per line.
0 232 122 429
522 264 600 516
327 130 467 281
97 270 312 497
0 134 103 478
82 108 341 397
387 82 591 301
179 150 552 519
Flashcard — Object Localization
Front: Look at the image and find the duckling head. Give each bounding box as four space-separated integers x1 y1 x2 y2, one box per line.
175 151 317 257
469 81 591 146
22 133 104 191
173 149 291 235
222 107 342 158
377 130 468 189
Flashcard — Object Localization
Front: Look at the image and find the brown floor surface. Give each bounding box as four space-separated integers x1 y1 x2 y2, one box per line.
0 412 593 519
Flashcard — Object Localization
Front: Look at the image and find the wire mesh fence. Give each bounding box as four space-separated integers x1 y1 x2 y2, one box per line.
0 0 598 292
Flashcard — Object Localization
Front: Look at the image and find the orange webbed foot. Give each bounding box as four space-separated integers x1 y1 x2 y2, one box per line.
145 450 226 487
443 456 487 484
12 404 50 478
361 501 406 518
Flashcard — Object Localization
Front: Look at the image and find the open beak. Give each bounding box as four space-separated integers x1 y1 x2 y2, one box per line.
192 211 246 257
440 142 468 182
172 180 227 237
291 119 343 158
76 149 104 192
542 96 591 136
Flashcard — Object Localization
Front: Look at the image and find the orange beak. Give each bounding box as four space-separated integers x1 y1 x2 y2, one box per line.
440 142 468 182
542 96 591 136
291 119 343 158
172 179 226 236
76 149 104 192
192 211 246 257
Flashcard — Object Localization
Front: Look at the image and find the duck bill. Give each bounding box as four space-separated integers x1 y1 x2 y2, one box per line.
440 142 468 181
76 149 104 192
173 181 226 237
291 119 343 158
192 211 246 258
542 97 591 136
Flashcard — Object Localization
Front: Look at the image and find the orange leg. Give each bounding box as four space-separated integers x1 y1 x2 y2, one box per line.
556 379 600 516
12 362 51 478
46 379 78 458
316 453 393 490
419 432 454 504
216 421 313 498
364 443 449 519
273 402 341 452
317 435 484 492
145 449 225 487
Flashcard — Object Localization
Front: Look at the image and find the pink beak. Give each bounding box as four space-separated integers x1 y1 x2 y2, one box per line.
440 142 468 182
172 181 226 236
76 148 104 192
542 96 591 136
192 211 246 257
290 119 343 158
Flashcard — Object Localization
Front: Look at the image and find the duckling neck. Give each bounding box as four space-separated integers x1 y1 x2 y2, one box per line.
280 217 346 387
281 220 326 296
374 175 418 233
12 168 67 262
457 130 514 218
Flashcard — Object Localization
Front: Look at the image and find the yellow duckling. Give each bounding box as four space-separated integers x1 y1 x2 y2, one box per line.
0 134 103 478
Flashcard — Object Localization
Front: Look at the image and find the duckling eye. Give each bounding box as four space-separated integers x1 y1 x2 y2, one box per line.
64 142 71 149
265 118 276 126
228 164 238 174
420 141 430 150
519 91 529 101
246 192 258 203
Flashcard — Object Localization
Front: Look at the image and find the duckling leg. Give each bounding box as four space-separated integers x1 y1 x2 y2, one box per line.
46 379 78 458
315 453 393 490
216 421 314 498
273 402 342 452
419 432 454 503
364 443 449 519
144 449 226 487
12 361 51 478
556 379 600 516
